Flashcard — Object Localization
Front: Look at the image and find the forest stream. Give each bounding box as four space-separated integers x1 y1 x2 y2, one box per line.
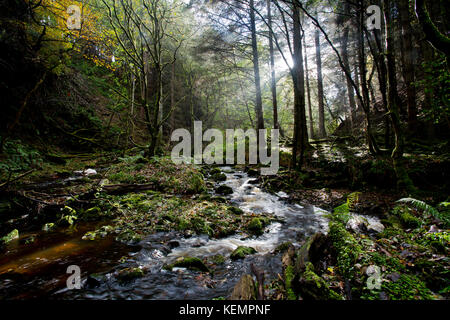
0 166 385 300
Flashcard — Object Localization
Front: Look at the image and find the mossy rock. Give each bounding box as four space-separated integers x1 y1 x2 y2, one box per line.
399 211 421 228
274 241 293 254
298 262 343 300
328 222 362 279
230 246 257 260
0 229 19 244
210 254 226 265
116 267 145 283
216 185 233 195
164 257 210 272
247 218 264 235
211 172 227 182
199 193 212 201
227 206 244 215
210 167 223 175
211 196 227 203
294 233 328 274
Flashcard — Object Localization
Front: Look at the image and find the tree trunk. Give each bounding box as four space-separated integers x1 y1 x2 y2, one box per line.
292 4 309 169
315 21 326 138
267 0 279 130
303 32 314 139
356 1 380 155
249 0 265 133
385 0 415 191
341 23 357 131
398 0 418 132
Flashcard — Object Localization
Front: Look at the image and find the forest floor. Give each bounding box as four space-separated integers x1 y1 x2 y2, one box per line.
0 140 448 300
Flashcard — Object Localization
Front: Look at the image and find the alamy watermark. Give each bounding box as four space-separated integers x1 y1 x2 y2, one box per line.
66 265 81 290
366 265 382 290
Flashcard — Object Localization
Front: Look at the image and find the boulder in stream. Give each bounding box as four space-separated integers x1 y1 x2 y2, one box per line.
216 185 233 195
230 246 257 260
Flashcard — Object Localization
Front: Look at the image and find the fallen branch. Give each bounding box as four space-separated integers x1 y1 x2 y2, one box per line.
0 169 35 189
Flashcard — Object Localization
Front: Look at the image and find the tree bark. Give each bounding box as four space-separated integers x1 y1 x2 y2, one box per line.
414 0 450 58
398 0 418 132
341 22 357 131
292 3 309 169
267 0 279 130
315 21 326 138
249 0 265 132
385 0 415 191
303 31 314 139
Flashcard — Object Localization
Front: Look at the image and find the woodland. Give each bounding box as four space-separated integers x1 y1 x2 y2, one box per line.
0 0 449 300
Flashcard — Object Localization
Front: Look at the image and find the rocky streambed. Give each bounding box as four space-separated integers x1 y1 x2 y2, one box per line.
0 165 386 300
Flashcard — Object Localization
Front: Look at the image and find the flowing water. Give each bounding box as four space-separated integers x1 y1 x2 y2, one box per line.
0 167 331 300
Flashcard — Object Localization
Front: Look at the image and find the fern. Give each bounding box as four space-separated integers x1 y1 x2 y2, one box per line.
397 198 449 226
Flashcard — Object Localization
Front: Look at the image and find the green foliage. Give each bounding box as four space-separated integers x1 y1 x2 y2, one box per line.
397 198 450 227
328 222 362 279
415 55 450 125
58 206 77 226
0 140 43 178
0 229 19 244
393 205 422 228
331 192 361 224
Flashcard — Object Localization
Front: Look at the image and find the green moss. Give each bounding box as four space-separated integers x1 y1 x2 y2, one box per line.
367 252 406 273
230 246 257 260
284 265 297 300
211 172 227 182
227 206 244 215
393 205 421 228
247 218 264 235
210 254 225 265
382 274 434 300
275 242 293 253
328 222 362 279
117 267 145 283
299 262 343 300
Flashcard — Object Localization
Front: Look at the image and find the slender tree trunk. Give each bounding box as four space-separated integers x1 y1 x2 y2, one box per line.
315 20 326 138
385 0 415 191
292 4 309 169
303 32 314 139
267 0 278 130
371 8 391 149
340 20 357 131
398 0 418 132
357 1 380 155
249 0 265 133
170 61 175 132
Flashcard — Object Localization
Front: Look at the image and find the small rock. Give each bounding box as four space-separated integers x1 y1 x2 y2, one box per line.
216 185 233 195
83 169 97 176
346 216 368 234
230 246 257 260
168 240 180 248
367 221 385 234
